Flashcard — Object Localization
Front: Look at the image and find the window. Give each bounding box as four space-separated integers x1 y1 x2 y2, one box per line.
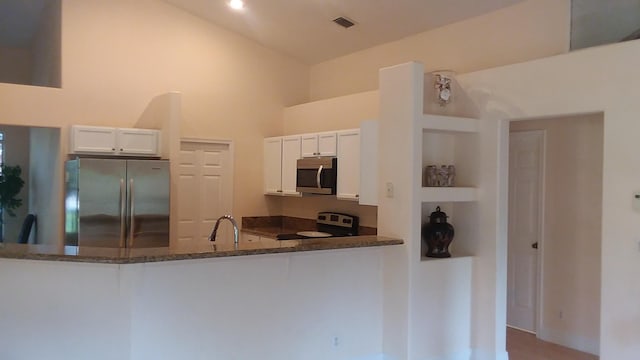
571 0 640 50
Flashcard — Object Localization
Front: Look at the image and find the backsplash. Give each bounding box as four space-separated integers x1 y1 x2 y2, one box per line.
281 196 377 228
242 215 377 236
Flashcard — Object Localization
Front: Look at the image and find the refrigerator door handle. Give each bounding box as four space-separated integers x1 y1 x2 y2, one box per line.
128 178 135 248
119 178 126 248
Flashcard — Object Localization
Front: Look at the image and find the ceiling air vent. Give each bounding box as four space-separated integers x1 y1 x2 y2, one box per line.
333 16 356 29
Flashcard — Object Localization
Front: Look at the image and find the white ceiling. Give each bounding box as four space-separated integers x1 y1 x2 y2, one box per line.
163 0 523 64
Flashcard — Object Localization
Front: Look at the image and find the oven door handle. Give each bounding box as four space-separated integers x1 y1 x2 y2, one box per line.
316 165 324 189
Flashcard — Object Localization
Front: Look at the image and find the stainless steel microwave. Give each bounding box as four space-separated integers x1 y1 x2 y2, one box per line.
296 157 337 195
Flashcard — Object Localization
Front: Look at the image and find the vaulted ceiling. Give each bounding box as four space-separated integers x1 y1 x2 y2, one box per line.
163 0 523 64
3 1 640 65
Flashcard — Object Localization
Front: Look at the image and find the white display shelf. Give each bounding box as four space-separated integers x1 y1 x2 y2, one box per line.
419 114 478 133
265 192 302 197
420 254 474 262
420 187 478 202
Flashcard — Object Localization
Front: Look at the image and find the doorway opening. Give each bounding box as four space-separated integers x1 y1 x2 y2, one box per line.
507 113 603 356
0 124 61 244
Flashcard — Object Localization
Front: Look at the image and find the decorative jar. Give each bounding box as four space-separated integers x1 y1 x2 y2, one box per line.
422 206 455 258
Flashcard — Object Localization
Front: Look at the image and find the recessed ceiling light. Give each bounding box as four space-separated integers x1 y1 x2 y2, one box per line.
228 0 244 10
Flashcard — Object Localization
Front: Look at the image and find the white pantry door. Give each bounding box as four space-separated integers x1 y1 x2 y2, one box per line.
178 140 233 244
507 130 544 333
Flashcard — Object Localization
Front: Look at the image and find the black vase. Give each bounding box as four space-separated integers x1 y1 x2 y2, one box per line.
422 206 454 258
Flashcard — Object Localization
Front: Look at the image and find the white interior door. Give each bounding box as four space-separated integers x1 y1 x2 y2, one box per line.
508 130 544 333
178 140 233 245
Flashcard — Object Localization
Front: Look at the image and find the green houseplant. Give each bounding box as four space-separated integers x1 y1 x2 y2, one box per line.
0 164 25 218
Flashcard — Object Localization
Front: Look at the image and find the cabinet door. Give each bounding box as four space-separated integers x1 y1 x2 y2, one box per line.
318 132 337 156
336 130 360 201
117 128 159 156
70 125 117 154
281 136 301 195
359 121 378 206
264 137 283 195
301 134 318 157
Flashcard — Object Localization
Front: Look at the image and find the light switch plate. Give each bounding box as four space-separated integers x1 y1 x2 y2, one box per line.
386 182 394 198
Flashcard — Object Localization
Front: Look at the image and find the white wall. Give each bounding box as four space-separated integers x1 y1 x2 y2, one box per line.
308 0 570 101
511 114 602 354
458 40 640 359
0 248 386 360
0 0 310 235
0 259 131 360
29 127 62 245
377 62 476 360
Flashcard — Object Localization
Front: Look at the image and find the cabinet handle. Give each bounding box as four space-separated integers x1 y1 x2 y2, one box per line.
277 190 283 193
119 179 126 248
112 148 116 151
355 194 359 198
128 178 135 248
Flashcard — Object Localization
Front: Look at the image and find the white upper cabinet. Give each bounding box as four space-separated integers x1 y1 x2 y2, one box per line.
117 128 160 156
264 136 302 196
70 125 160 157
301 132 337 157
336 129 360 201
359 121 378 206
70 126 118 154
263 137 283 195
281 136 301 195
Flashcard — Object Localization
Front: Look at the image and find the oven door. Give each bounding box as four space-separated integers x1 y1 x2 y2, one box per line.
296 157 337 195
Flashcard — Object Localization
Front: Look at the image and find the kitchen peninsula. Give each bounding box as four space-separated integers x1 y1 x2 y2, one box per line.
0 235 403 360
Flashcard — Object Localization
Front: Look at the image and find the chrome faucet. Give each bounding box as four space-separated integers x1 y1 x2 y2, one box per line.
209 215 239 246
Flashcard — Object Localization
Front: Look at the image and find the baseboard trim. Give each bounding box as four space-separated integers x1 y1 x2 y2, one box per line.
506 324 535 335
537 327 599 356
381 349 472 360
470 348 509 360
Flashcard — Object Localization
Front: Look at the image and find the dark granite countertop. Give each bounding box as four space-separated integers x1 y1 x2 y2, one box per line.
0 236 403 264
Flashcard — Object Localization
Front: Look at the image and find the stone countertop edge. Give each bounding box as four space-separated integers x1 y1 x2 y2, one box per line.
0 236 403 264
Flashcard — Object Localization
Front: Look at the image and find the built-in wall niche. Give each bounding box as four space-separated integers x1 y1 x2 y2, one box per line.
420 202 478 261
420 115 479 202
0 0 61 88
0 124 61 244
419 114 480 261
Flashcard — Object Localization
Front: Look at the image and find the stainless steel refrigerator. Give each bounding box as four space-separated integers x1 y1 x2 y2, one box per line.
65 158 170 248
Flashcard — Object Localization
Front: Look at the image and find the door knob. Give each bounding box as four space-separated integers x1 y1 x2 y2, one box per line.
531 242 538 249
